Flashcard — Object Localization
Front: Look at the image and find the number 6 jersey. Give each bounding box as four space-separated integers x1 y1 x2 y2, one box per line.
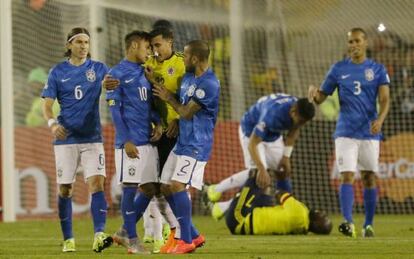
42 59 108 145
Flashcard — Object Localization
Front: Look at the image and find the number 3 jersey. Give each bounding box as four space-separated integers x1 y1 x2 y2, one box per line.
42 59 108 145
106 59 157 148
240 93 296 142
320 58 390 140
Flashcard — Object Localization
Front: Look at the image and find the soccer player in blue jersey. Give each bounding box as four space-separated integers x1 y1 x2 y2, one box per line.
153 40 220 254
308 28 390 238
42 27 113 253
106 30 163 254
207 93 315 219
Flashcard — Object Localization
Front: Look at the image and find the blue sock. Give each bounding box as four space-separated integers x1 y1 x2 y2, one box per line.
363 188 377 227
58 196 73 240
165 195 177 215
172 191 192 243
276 178 292 193
90 191 107 233
133 192 152 223
190 223 199 239
121 187 137 238
339 184 354 223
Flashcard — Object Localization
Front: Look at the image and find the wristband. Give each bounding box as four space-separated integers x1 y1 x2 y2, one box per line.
48 118 57 128
283 146 293 158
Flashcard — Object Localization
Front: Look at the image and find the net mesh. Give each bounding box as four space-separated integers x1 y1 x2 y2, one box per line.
5 0 414 219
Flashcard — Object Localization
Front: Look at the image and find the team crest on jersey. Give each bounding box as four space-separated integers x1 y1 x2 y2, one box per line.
195 89 205 99
86 69 96 82
167 67 175 75
128 166 136 176
187 85 196 97
365 69 374 81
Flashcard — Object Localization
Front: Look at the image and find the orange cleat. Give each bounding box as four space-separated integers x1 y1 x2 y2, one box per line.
160 229 177 254
192 234 205 248
171 240 196 254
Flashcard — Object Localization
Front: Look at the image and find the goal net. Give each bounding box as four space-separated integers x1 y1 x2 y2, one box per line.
3 0 414 220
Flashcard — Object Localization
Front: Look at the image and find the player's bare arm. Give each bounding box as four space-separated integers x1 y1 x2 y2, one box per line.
248 133 271 189
278 127 301 174
144 66 158 85
166 118 179 138
43 97 67 140
308 85 327 105
153 83 201 119
102 74 120 90
371 85 390 135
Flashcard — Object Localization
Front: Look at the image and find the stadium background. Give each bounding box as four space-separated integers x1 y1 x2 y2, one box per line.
1 0 414 222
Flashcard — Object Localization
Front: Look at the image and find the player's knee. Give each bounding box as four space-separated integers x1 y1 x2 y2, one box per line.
170 180 186 193
361 171 376 188
340 171 354 184
139 183 157 198
59 184 73 198
87 175 105 193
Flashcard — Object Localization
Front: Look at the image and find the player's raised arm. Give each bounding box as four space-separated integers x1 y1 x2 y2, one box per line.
308 84 327 104
247 133 271 189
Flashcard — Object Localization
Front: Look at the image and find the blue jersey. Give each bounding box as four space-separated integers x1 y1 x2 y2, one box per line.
106 59 157 148
174 68 220 161
240 93 295 142
42 59 108 145
320 58 390 140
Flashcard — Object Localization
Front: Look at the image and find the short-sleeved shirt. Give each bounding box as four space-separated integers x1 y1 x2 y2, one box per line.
173 68 220 161
145 52 185 128
240 93 296 142
41 59 108 145
106 59 155 148
320 58 390 140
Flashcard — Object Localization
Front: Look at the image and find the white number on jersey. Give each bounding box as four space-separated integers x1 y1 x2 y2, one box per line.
258 93 290 103
74 85 83 100
138 87 148 101
353 81 362 95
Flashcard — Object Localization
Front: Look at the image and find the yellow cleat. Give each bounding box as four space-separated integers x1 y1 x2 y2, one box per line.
207 184 222 202
211 203 225 221
92 232 113 253
62 238 76 252
152 238 164 254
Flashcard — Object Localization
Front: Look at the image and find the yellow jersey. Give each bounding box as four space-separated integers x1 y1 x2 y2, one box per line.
250 194 309 235
145 52 185 129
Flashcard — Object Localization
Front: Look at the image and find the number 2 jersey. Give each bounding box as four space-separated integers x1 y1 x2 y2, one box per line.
174 68 220 161
240 93 296 142
320 58 390 140
42 59 108 145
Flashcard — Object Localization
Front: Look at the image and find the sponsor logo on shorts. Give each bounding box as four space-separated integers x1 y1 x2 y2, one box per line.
128 166 136 176
57 168 63 177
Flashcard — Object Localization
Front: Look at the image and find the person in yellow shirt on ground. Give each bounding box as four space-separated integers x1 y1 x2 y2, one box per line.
223 170 332 235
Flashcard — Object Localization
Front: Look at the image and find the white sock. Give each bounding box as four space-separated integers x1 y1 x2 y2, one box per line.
217 199 233 213
215 169 249 193
148 199 163 240
143 205 152 237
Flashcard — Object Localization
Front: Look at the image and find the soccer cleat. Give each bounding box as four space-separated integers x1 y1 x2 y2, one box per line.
127 238 150 254
192 234 205 248
338 222 357 238
112 228 129 248
160 230 177 254
62 238 76 252
211 203 225 221
207 184 222 202
152 238 164 254
362 225 375 237
162 223 171 240
143 235 154 243
92 232 113 253
171 240 196 254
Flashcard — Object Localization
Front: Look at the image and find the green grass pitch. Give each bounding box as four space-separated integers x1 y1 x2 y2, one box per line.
0 214 413 258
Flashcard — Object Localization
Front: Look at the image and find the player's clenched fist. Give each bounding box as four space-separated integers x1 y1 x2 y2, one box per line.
51 124 67 140
124 141 139 159
102 74 120 91
307 85 319 103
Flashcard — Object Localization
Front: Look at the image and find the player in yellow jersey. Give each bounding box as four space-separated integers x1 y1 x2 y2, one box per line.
224 170 332 235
